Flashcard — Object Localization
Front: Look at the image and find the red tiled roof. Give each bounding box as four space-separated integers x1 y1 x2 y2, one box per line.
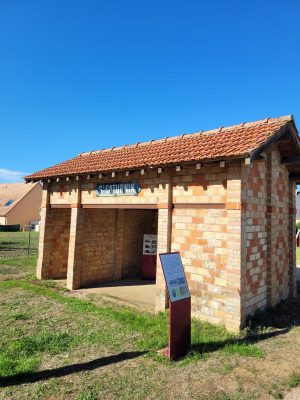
25 115 296 180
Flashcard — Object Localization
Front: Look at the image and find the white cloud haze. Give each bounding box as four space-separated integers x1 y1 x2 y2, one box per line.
0 168 29 183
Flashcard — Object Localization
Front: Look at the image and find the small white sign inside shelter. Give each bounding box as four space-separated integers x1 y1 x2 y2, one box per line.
143 234 157 255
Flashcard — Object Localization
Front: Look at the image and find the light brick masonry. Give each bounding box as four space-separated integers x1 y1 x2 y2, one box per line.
36 144 297 332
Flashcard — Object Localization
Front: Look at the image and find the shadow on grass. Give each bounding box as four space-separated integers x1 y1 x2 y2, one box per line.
190 327 290 355
0 351 146 387
248 291 300 330
189 291 300 357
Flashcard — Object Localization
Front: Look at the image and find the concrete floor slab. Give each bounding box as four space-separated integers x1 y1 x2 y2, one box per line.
76 279 156 311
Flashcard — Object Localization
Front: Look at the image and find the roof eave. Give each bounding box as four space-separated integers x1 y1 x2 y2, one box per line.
24 154 250 182
250 121 297 161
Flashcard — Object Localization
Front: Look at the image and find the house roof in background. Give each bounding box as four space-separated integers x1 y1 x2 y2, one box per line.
0 182 40 216
25 115 299 181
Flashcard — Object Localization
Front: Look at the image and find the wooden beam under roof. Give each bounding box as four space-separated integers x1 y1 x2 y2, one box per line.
251 123 300 161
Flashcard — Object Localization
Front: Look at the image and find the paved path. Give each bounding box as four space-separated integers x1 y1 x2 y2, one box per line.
77 278 156 311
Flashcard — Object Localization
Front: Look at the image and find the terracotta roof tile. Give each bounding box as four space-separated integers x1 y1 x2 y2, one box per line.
25 115 295 180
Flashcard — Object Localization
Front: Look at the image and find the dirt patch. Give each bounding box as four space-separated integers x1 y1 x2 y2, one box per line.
285 387 300 399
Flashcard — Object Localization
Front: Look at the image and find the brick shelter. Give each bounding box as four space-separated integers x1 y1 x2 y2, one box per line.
25 115 300 332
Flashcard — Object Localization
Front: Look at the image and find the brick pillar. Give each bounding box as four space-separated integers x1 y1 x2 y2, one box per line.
266 147 291 307
225 163 243 332
155 172 173 313
67 179 83 290
288 181 297 298
155 207 168 312
266 150 274 307
114 209 124 280
67 207 84 290
36 182 51 279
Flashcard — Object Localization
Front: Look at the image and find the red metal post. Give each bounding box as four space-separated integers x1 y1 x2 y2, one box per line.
168 297 191 360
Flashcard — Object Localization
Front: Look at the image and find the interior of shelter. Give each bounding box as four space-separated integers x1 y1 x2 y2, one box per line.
43 207 159 288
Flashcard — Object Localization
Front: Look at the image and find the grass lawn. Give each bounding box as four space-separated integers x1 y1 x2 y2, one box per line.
0 233 300 399
0 231 39 258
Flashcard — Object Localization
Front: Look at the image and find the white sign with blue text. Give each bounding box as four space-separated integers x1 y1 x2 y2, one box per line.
159 252 191 303
95 182 141 197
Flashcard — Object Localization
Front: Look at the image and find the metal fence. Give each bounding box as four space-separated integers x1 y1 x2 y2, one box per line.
0 230 39 258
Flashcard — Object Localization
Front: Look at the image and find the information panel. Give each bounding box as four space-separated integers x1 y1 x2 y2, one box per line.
159 252 191 303
143 234 157 255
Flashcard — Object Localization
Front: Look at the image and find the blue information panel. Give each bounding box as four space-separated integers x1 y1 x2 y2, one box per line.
159 252 191 303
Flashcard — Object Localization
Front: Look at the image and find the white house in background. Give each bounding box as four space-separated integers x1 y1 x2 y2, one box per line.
0 182 42 228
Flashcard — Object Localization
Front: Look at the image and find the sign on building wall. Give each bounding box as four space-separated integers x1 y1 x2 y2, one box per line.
143 234 157 255
159 252 191 302
95 182 141 197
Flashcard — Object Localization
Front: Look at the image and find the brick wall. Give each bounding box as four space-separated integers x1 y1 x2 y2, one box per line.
267 147 291 306
172 207 228 324
288 180 297 298
80 170 169 206
170 163 242 331
241 159 268 319
37 208 71 279
50 182 77 205
80 209 115 287
122 209 157 278
241 146 296 321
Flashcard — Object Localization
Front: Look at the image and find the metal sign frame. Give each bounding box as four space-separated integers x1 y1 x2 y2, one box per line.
159 252 191 303
159 252 191 360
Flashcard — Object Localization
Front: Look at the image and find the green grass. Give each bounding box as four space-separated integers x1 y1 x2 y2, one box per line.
0 277 265 381
0 331 73 377
0 353 40 378
76 388 98 400
0 231 39 247
0 231 39 258
0 255 36 278
223 343 264 358
286 372 300 389
11 312 31 320
0 256 37 268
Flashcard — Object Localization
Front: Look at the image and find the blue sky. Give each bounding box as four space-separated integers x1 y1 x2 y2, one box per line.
1 0 300 182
